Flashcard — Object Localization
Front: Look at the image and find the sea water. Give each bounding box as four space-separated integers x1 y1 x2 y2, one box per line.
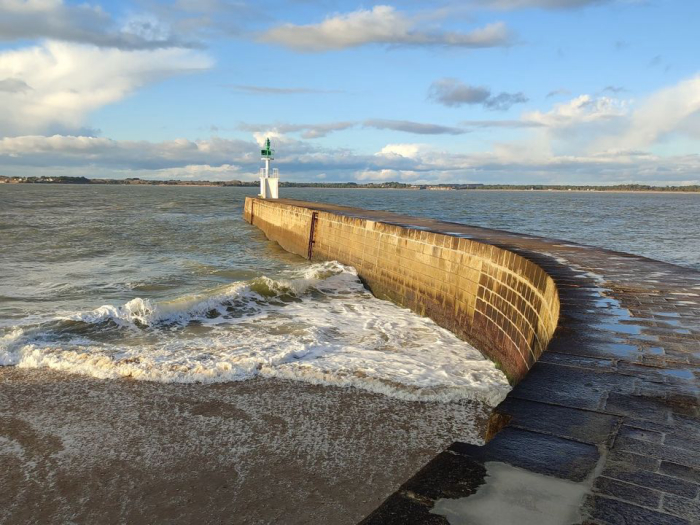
2 185 698 406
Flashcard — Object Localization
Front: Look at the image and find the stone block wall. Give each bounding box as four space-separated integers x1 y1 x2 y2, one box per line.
244 196 313 257
244 197 559 383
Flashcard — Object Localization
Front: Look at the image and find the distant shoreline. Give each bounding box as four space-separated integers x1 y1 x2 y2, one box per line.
464 188 700 195
1 176 699 193
335 187 700 195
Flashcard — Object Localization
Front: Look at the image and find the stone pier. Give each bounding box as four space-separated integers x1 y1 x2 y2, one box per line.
244 197 700 524
244 197 559 383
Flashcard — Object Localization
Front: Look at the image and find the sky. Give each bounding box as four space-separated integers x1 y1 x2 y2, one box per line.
0 0 698 185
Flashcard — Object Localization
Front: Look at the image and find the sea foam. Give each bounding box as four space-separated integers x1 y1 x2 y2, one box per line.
0 262 510 405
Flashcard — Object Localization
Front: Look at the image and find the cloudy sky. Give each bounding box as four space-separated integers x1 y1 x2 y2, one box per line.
0 0 698 185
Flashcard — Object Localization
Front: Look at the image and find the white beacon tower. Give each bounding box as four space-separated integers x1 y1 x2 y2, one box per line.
259 137 279 199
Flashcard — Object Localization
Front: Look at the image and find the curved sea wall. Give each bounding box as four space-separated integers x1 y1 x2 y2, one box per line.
244 197 559 383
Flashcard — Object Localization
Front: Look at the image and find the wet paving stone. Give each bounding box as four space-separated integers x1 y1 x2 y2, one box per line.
664 434 700 454
659 462 700 484
602 463 699 499
584 495 689 525
604 392 674 423
662 495 700 522
537 351 617 370
613 435 700 471
592 476 662 508
607 450 660 472
451 427 600 482
494 397 620 445
618 425 664 444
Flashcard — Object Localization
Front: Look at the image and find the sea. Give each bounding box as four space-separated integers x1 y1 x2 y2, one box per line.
1 185 698 407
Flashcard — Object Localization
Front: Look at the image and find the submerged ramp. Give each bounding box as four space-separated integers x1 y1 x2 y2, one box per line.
244 197 700 524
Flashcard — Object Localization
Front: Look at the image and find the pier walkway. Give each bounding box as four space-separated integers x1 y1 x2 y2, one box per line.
255 200 700 524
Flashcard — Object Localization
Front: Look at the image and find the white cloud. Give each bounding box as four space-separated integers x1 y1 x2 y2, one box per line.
518 94 629 155
377 143 432 159
611 75 700 150
0 0 195 49
251 130 306 147
517 76 700 156
355 169 422 182
0 77 31 93
2 75 700 186
0 135 254 169
0 41 212 136
522 94 628 128
1 0 60 13
355 169 400 181
1 132 699 186
146 163 242 180
260 6 511 52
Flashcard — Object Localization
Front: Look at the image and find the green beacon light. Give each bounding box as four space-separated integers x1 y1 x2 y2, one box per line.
261 138 275 160
259 137 279 199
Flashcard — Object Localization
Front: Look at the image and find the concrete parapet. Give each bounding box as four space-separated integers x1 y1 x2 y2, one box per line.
244 197 560 383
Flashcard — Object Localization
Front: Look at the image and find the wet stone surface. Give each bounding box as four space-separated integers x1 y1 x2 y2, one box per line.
272 202 700 525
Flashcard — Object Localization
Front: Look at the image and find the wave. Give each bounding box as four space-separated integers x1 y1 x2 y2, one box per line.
0 262 511 406
62 261 361 329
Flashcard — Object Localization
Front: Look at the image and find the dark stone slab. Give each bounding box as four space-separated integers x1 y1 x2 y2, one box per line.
659 462 700 484
358 492 447 525
664 433 700 454
669 414 700 437
398 451 487 501
662 494 700 522
605 392 674 423
584 495 689 525
602 463 699 499
622 418 674 433
495 397 620 445
510 362 636 411
618 425 664 444
537 351 617 371
449 427 600 482
606 450 660 472
613 434 700 470
360 450 487 524
592 476 661 508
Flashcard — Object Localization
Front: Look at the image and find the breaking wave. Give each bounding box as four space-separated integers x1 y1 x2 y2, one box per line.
0 262 510 405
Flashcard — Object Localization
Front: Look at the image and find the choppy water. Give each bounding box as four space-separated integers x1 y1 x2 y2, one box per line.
279 188 700 272
0 185 513 405
1 185 697 404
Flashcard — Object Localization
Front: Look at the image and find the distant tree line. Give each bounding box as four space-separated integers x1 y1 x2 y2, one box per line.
1 176 92 184
471 184 700 192
1 176 699 192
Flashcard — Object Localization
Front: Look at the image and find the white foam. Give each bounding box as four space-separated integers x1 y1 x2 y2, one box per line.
0 328 25 366
1 262 511 406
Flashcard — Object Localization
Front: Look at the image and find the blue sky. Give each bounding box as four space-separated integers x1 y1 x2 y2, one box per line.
0 0 698 184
